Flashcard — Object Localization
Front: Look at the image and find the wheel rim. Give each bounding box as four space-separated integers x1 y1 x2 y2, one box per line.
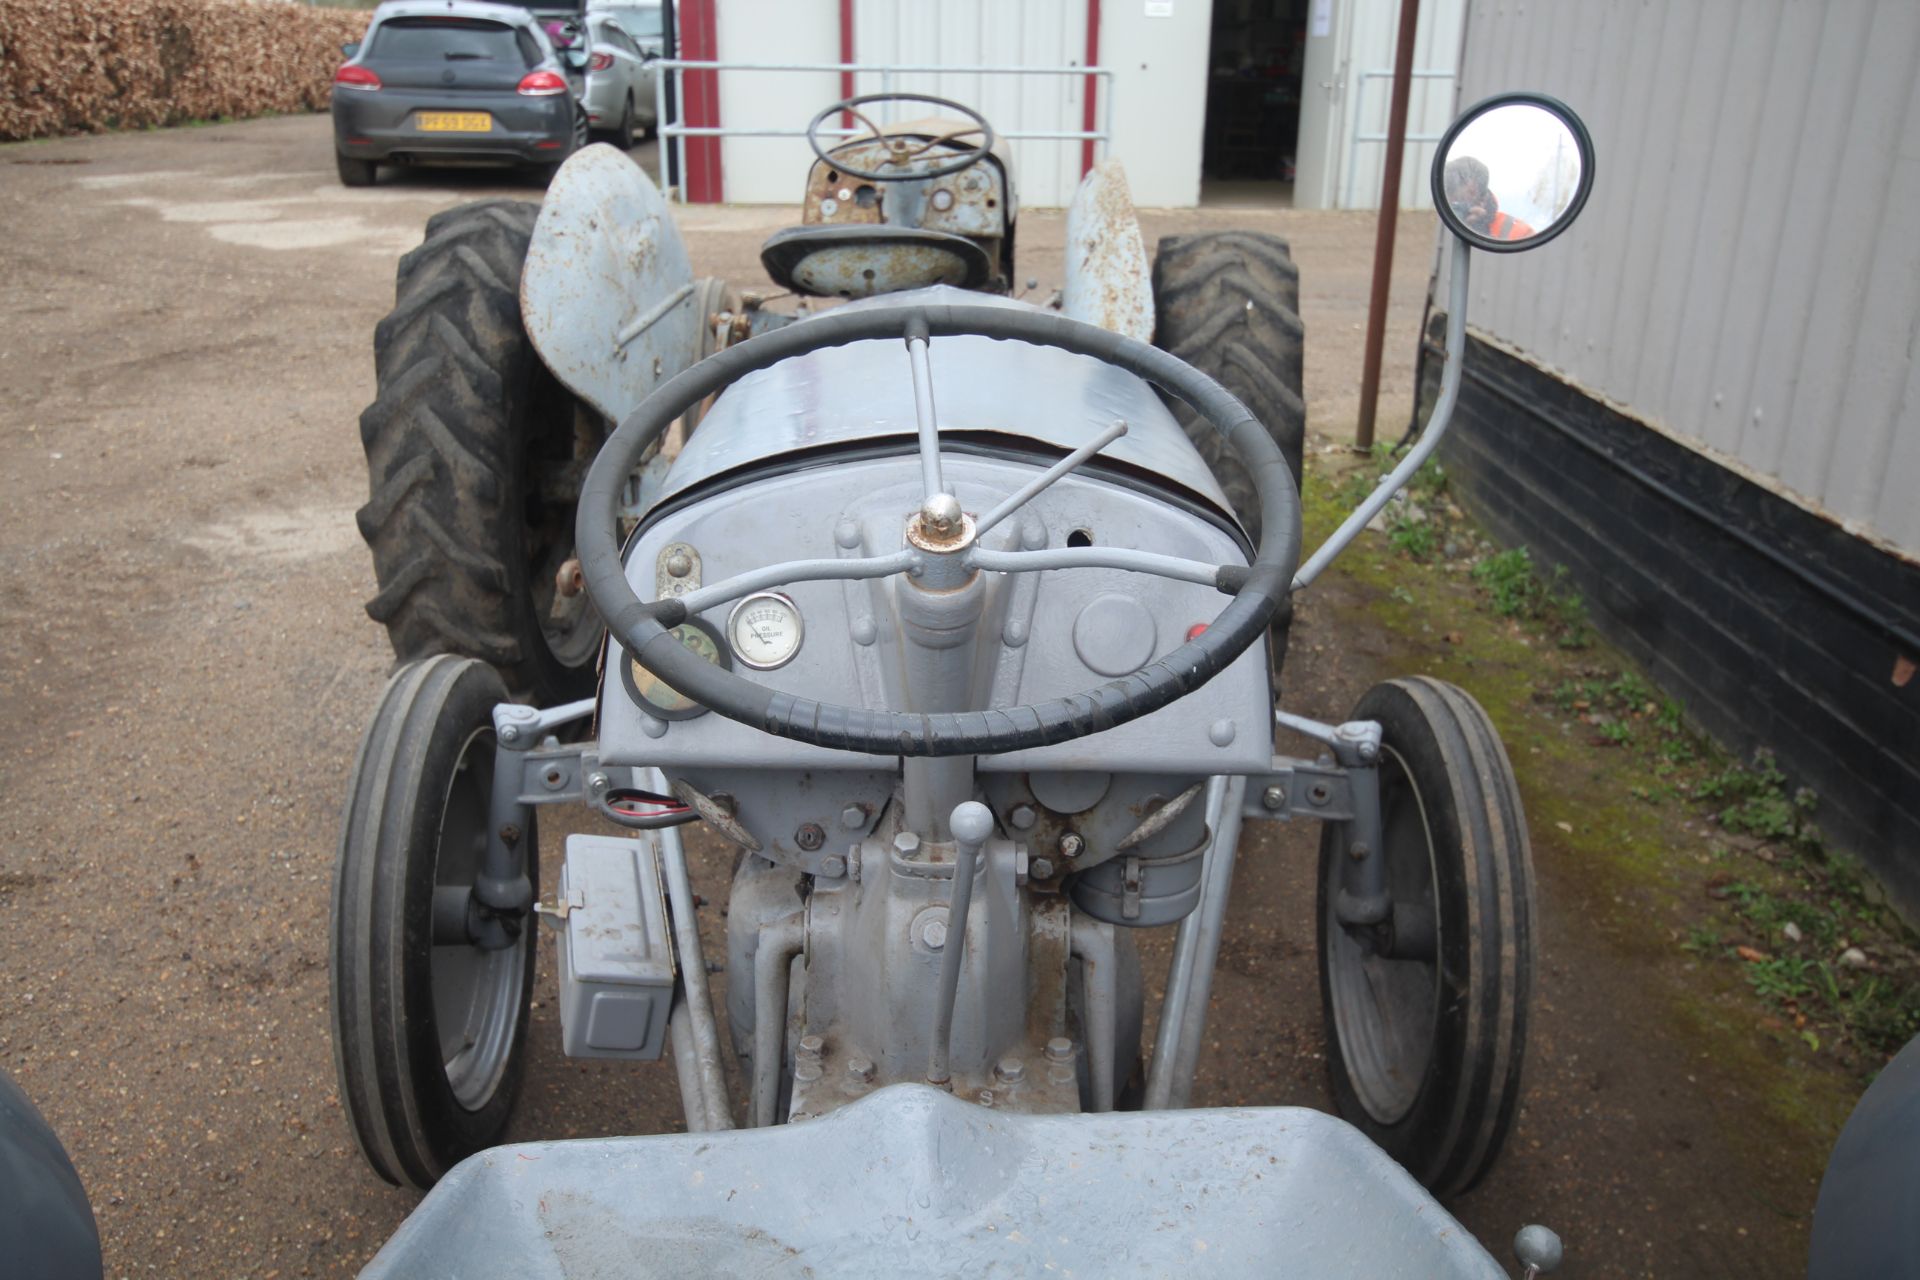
525 401 604 673
1325 743 1441 1125
430 727 526 1111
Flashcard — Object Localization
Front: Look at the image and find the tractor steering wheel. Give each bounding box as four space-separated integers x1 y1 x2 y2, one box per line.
806 93 996 183
577 304 1301 759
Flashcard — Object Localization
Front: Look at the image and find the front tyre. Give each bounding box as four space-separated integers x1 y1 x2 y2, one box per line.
1316 676 1535 1198
331 656 537 1190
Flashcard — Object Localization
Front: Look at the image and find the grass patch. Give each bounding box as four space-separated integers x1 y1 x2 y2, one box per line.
1300 441 1919 1118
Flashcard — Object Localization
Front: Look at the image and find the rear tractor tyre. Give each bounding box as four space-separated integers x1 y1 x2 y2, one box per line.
337 152 377 187
1151 230 1306 678
331 656 538 1190
356 199 603 704
1150 230 1306 544
1316 676 1536 1198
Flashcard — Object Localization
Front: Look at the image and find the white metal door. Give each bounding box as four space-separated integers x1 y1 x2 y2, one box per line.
1294 0 1464 210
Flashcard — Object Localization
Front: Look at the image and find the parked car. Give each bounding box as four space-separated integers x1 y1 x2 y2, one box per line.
331 0 590 187
581 12 659 147
587 0 663 53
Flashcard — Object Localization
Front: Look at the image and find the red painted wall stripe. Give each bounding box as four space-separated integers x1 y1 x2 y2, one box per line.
679 0 723 203
839 0 856 122
1080 0 1101 177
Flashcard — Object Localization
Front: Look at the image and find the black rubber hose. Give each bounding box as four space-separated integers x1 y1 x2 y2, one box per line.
576 302 1301 758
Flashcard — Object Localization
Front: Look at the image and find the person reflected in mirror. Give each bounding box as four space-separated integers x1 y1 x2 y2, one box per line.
1443 156 1535 241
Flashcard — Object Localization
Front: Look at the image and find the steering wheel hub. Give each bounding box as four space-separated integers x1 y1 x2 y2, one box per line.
907 499 975 554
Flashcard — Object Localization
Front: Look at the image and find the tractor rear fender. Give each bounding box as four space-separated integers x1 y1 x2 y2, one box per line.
520 144 703 424
1061 158 1154 343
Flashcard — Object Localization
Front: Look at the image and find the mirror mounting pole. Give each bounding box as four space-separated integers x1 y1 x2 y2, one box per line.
1291 234 1471 593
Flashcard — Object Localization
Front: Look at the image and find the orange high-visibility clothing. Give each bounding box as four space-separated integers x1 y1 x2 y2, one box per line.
1488 211 1535 240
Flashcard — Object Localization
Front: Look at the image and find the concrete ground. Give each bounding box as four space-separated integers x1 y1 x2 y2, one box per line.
0 112 1823 1278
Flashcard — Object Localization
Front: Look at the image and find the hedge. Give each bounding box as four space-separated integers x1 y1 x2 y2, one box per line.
0 0 369 141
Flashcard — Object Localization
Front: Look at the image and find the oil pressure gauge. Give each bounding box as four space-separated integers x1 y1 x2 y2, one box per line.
728 592 804 670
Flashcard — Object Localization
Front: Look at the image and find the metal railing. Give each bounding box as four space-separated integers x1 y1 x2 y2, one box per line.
651 60 1115 202
1341 67 1453 209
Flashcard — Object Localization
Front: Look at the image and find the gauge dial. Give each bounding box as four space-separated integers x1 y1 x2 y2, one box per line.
620 616 729 720
728 592 804 670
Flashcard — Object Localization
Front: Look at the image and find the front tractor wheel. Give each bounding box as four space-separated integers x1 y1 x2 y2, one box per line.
357 199 603 704
331 656 538 1190
1316 676 1536 1198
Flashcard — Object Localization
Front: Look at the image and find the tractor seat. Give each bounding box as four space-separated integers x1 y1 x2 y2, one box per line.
760 225 992 299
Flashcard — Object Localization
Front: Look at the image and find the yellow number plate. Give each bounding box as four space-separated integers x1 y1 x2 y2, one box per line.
416 112 492 133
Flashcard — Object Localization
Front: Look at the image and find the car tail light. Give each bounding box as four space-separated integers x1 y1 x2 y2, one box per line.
588 51 614 72
517 70 569 96
334 64 381 91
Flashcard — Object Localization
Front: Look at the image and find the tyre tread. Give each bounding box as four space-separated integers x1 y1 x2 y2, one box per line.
357 200 594 701
1318 676 1535 1199
1150 230 1305 546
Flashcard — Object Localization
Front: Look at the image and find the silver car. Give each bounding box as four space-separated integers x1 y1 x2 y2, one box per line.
581 10 659 148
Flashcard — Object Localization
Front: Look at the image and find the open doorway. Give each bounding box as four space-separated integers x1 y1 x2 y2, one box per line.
1199 0 1310 208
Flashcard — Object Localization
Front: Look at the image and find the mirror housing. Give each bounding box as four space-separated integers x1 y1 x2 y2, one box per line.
562 46 590 72
1431 93 1594 253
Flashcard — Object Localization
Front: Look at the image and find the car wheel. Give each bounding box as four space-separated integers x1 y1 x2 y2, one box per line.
337 151 378 187
615 94 636 150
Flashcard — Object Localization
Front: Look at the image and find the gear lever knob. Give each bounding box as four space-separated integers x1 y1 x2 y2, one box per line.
1514 1224 1563 1277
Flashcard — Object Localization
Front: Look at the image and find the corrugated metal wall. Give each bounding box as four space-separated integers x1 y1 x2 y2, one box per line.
1447 0 1920 558
850 0 1090 210
712 0 1211 207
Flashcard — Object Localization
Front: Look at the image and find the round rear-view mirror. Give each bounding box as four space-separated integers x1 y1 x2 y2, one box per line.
1432 93 1593 253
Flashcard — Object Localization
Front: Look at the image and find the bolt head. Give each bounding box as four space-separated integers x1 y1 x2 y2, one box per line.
797 1034 825 1058
847 1057 876 1083
499 724 519 742
1262 784 1287 811
1058 832 1085 859
1030 857 1055 880
893 831 922 855
821 854 847 879
840 804 867 830
995 1056 1025 1083
1009 804 1037 831
586 772 610 794
1044 1036 1075 1063
665 551 692 577
922 918 948 950
794 1060 822 1084
922 492 963 533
